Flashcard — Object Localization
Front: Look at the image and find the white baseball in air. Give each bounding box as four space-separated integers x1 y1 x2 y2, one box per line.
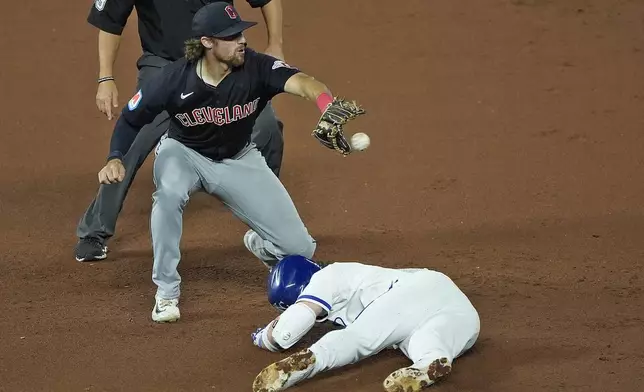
350 132 371 151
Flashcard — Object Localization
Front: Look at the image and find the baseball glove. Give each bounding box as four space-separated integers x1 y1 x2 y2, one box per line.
312 97 366 156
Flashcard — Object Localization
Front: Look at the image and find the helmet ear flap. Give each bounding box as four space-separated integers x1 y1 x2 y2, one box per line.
272 301 288 313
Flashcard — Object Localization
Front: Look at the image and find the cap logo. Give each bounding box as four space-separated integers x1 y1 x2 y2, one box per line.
224 5 238 19
94 0 107 11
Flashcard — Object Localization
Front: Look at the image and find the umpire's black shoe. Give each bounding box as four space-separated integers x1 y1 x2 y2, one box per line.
74 237 108 262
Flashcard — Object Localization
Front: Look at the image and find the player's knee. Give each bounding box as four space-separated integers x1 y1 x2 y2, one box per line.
278 234 316 259
311 329 362 368
152 183 190 208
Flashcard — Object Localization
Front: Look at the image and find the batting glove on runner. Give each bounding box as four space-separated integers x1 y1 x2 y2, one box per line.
312 97 366 156
251 327 265 348
251 325 280 352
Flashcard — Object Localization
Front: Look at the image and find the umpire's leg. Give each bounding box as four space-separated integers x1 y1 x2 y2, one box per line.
251 102 285 177
74 53 172 262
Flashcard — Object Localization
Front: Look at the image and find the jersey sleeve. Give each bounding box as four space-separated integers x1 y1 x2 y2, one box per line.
296 269 335 322
245 0 273 8
254 51 301 99
107 64 179 160
87 0 136 35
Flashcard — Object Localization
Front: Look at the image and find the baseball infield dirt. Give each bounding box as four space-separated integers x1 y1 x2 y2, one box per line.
1 0 643 391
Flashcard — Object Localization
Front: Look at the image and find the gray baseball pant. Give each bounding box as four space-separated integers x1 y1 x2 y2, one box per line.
151 136 316 299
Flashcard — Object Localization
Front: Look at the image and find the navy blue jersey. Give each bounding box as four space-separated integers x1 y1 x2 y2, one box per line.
87 0 271 61
109 49 300 161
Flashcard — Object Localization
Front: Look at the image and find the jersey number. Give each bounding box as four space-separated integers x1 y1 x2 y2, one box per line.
224 5 237 19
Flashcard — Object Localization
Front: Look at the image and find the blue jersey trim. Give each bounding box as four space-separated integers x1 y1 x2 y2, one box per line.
297 295 331 311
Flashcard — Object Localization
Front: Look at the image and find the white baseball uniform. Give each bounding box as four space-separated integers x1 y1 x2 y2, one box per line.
265 262 480 380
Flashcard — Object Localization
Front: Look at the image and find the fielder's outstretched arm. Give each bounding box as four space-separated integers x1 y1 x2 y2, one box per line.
282 71 366 155
283 73 335 113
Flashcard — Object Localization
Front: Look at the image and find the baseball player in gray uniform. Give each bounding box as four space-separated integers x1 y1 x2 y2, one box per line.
76 0 286 262
96 2 366 323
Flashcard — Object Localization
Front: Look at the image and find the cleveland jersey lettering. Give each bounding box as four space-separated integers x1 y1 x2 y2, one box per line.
115 51 300 161
174 97 260 127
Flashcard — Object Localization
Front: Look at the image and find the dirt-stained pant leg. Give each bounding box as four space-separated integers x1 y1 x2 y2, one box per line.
398 311 480 369
307 271 480 378
76 53 172 242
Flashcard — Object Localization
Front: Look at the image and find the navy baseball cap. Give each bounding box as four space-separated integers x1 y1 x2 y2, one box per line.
192 2 257 38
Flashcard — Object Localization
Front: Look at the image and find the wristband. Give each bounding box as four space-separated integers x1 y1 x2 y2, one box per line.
107 151 123 162
98 76 115 84
260 326 281 352
315 92 333 113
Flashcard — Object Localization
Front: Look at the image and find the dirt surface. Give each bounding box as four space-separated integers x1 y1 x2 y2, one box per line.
1 0 643 391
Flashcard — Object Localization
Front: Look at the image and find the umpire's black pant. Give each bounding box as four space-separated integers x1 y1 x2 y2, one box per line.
76 52 286 243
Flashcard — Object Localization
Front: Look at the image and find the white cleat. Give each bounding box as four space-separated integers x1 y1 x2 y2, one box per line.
243 229 278 270
252 349 316 392
151 296 180 323
383 357 452 392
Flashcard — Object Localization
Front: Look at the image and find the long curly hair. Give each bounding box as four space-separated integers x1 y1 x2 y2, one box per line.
184 38 205 62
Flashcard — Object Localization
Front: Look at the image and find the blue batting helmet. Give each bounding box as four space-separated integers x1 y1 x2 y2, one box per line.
267 255 322 312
